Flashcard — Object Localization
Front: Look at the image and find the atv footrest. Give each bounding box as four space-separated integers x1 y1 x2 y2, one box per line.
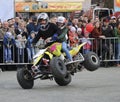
65 60 83 65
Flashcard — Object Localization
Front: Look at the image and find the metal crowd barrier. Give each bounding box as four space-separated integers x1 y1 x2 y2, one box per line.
89 37 120 62
0 39 29 66
0 37 120 66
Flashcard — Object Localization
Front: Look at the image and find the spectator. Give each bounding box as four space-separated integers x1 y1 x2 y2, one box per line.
7 19 13 26
11 18 15 25
77 27 83 38
81 20 87 36
3 32 15 63
14 17 20 29
114 22 120 66
102 18 114 37
0 21 2 28
26 15 39 35
66 22 73 30
68 26 79 47
15 21 28 39
78 19 83 28
72 18 79 30
9 24 16 37
15 34 26 63
50 15 57 25
101 18 114 60
91 21 105 53
0 21 9 39
109 16 117 30
81 30 91 54
83 16 88 23
27 31 36 62
94 16 100 22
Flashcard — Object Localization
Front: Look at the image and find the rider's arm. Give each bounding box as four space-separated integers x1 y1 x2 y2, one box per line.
57 28 68 41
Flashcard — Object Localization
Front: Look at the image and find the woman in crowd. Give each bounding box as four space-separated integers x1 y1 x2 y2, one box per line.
91 21 105 54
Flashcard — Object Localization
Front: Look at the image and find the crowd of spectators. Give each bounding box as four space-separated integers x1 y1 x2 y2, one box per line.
0 13 120 67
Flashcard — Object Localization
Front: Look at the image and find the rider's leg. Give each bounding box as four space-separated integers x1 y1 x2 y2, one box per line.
62 42 73 61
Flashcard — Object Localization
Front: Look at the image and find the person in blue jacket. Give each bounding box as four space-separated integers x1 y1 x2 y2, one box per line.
3 32 15 63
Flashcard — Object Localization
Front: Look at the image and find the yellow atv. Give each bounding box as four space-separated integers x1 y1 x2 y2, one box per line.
17 42 100 89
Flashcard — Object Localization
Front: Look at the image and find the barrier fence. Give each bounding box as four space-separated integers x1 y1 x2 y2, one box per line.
90 37 120 61
0 37 120 65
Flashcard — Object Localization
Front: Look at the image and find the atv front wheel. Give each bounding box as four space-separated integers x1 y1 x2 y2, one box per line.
50 57 67 79
84 52 100 71
17 68 34 89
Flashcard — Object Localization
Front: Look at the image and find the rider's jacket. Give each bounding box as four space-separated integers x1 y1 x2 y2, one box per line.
32 22 60 45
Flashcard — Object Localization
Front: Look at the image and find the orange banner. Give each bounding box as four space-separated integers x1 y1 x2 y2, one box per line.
15 2 82 12
114 0 120 12
115 0 120 7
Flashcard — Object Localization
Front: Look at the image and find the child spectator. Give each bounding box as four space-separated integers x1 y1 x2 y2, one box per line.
3 32 15 63
81 30 91 54
27 31 36 62
77 27 83 38
68 26 79 47
15 34 26 63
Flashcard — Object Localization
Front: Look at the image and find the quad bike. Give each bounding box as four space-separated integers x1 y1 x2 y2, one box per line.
17 42 100 89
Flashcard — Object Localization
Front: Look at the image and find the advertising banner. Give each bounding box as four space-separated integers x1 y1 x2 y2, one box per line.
15 2 82 12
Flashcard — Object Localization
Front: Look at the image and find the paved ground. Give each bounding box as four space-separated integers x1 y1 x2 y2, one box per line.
0 67 120 102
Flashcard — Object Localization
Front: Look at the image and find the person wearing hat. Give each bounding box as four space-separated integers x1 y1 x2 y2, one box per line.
101 18 114 60
109 16 117 30
102 18 114 37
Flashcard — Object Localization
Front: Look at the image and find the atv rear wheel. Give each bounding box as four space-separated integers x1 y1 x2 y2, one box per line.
84 52 100 71
17 68 34 89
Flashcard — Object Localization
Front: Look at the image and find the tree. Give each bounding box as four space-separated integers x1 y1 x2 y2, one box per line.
104 0 114 8
91 0 114 9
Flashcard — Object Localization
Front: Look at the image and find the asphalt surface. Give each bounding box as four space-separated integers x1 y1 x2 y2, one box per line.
0 67 120 102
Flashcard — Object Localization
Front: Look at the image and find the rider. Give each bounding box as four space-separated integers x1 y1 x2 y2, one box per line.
32 13 60 47
54 16 73 61
32 13 60 77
